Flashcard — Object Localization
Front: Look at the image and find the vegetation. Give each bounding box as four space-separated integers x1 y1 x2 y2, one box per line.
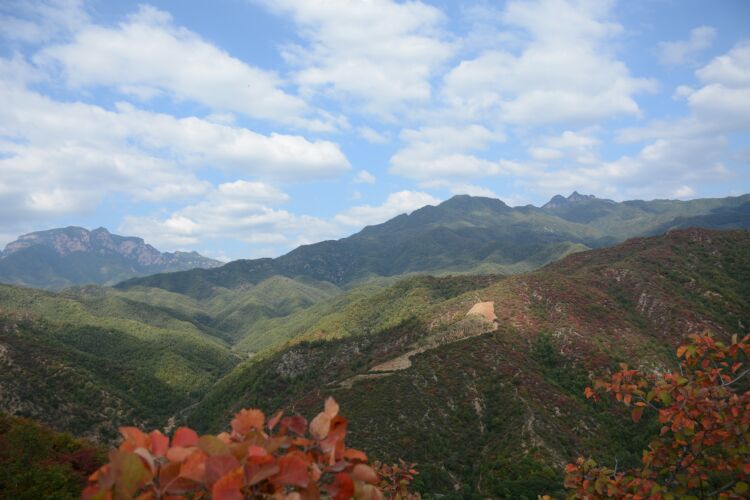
564 333 750 499
83 398 417 499
0 226 220 290
0 413 104 499
117 194 750 296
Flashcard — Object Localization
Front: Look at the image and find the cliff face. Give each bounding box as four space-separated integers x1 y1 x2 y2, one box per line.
0 227 221 290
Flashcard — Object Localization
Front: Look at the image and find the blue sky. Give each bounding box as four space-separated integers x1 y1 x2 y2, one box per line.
0 0 748 261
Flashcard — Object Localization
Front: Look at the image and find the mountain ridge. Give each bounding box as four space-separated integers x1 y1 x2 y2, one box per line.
117 192 750 298
0 226 222 290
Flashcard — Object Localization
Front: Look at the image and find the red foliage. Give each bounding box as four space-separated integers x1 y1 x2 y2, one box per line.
83 397 418 499
564 333 750 499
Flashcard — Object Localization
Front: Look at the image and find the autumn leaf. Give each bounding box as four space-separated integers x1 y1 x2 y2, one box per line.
111 450 151 499
206 455 241 486
352 464 379 484
172 427 199 448
212 467 244 500
149 430 169 457
231 408 265 436
274 451 310 488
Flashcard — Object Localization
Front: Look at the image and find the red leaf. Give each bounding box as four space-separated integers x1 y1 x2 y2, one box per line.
274 452 310 488
329 472 354 500
212 467 244 500
206 455 241 486
149 431 169 457
172 427 199 447
246 457 279 486
281 415 308 436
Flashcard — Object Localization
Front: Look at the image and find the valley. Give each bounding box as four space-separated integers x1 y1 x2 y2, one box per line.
1 194 749 497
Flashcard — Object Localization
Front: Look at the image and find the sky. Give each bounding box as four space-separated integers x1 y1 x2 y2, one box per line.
0 0 748 261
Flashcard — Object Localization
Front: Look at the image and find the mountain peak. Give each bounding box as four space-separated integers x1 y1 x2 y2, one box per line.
0 226 222 290
542 191 597 209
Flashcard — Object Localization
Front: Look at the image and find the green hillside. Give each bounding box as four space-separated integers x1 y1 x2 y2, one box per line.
117 193 750 297
0 284 239 441
185 228 750 497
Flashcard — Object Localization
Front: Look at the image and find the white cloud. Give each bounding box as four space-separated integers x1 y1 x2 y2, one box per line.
264 0 454 117
354 170 376 184
0 0 88 43
121 181 341 253
441 0 655 125
657 26 716 66
389 125 507 180
672 185 696 199
35 5 335 130
0 60 350 228
358 126 389 144
334 191 440 227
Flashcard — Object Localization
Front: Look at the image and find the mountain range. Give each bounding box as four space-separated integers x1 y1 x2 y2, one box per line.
1 192 749 497
0 226 221 290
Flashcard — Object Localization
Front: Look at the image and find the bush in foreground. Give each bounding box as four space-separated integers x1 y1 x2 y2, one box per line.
564 333 750 499
83 397 417 499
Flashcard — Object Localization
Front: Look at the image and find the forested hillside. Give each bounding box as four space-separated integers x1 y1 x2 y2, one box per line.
184 228 750 496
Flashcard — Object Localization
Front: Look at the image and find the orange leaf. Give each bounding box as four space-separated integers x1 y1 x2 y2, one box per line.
632 406 645 423
212 467 244 500
352 464 379 484
172 427 199 448
344 448 368 462
149 431 169 457
309 412 331 440
324 397 340 418
231 408 265 436
268 409 284 431
179 451 206 482
120 427 149 451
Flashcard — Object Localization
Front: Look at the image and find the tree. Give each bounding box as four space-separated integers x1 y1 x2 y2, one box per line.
564 333 750 499
83 397 418 499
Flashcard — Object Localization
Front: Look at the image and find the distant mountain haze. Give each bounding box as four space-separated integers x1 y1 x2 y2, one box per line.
118 192 750 298
0 226 221 290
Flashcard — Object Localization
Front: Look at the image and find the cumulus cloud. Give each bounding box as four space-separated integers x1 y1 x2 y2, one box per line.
657 26 716 66
0 61 350 229
389 124 507 180
441 0 655 125
121 181 339 252
35 5 335 130
263 0 454 117
334 191 440 227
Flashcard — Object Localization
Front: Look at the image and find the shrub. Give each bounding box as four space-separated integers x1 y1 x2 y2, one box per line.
83 397 417 499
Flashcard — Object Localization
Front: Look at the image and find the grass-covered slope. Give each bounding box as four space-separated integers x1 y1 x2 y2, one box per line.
186 228 750 497
0 284 239 441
